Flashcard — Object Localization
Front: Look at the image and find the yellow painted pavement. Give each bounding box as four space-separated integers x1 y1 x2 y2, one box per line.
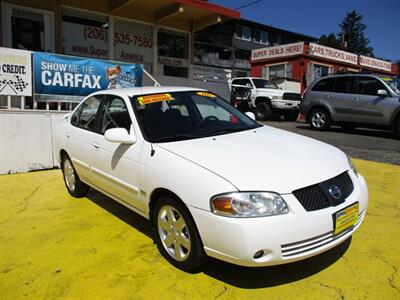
0 159 399 299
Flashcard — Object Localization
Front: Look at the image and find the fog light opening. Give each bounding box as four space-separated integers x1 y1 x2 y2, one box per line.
253 250 264 259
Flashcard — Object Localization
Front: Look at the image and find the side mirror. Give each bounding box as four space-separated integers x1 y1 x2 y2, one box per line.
104 128 136 144
377 89 388 97
245 111 256 120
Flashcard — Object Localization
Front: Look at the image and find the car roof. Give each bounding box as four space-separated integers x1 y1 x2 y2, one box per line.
90 86 206 98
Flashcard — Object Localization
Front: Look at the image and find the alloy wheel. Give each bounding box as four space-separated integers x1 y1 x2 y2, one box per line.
63 159 76 192
157 205 191 261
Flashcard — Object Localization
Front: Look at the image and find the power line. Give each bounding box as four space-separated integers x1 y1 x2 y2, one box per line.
235 0 263 10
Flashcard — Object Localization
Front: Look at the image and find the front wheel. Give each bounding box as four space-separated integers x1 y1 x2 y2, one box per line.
255 102 272 121
62 155 89 197
153 196 207 271
309 108 331 131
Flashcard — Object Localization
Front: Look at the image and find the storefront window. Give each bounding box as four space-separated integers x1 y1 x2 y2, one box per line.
61 8 109 59
157 30 189 78
265 63 292 80
2 3 54 52
114 19 153 73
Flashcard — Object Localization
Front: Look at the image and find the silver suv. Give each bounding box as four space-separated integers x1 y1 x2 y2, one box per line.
301 74 400 136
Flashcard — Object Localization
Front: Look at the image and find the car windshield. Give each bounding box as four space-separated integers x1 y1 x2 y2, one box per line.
381 77 400 94
131 91 262 143
252 79 279 89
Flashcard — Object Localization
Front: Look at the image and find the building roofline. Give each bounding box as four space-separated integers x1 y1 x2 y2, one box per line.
237 18 318 41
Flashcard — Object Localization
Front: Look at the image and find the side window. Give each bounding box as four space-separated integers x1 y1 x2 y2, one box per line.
312 78 334 92
233 79 252 87
77 96 101 131
101 96 132 134
356 77 386 96
333 77 355 94
71 104 82 126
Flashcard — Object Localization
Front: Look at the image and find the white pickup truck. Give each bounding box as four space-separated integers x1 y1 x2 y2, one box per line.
228 77 302 121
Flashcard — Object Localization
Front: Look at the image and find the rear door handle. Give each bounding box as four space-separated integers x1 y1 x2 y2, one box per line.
353 97 361 101
65 132 70 138
91 143 99 150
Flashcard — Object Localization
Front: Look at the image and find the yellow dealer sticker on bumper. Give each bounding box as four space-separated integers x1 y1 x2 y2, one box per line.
138 93 174 105
196 92 216 98
334 202 359 235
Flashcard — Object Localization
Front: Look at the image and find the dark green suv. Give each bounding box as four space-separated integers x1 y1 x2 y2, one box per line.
301 74 400 137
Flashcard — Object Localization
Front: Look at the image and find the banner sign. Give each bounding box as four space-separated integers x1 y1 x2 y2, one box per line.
359 55 392 72
0 47 32 96
309 43 358 65
34 52 143 98
251 42 304 61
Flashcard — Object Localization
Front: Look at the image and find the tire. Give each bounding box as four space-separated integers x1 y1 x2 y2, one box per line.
255 102 272 121
153 196 207 271
61 154 89 197
309 108 331 131
284 111 299 122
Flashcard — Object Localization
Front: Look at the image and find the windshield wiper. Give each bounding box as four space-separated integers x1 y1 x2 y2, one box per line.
202 127 252 137
153 134 199 143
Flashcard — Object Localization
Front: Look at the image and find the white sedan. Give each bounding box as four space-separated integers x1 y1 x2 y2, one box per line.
54 86 368 271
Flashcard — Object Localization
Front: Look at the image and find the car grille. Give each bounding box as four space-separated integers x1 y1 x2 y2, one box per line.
293 172 354 211
283 93 302 101
281 209 365 258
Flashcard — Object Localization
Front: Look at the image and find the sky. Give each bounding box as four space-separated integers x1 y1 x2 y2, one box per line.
211 0 400 62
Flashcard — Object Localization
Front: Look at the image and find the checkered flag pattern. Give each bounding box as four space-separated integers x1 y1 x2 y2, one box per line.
0 75 29 94
12 75 29 92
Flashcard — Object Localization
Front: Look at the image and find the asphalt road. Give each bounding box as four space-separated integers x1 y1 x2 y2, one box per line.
261 121 400 165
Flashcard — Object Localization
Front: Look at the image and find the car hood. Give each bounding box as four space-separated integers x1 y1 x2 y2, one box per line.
156 126 349 193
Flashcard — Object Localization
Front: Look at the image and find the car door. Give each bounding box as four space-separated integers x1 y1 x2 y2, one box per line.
351 76 393 125
329 76 356 122
66 95 103 182
89 94 145 212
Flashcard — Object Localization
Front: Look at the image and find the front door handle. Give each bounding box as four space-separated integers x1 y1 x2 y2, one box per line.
91 143 99 150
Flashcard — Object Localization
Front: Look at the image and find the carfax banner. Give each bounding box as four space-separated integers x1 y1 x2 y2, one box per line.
34 52 143 100
0 47 32 96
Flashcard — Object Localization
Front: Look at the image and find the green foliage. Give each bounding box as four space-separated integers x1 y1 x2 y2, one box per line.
338 10 374 56
318 33 342 49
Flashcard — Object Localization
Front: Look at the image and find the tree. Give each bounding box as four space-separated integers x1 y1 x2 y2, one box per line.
338 10 374 56
397 60 400 76
318 33 342 49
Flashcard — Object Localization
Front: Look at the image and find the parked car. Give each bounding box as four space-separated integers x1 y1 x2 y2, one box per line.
301 74 400 136
228 77 301 121
54 86 368 271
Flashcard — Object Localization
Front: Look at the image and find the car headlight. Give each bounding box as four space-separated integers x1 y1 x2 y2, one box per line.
348 157 358 176
211 192 288 218
272 95 283 100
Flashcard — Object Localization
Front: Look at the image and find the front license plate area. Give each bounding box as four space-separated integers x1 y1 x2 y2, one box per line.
333 202 359 235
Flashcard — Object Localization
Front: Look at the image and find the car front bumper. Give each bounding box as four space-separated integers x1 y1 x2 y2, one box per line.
271 100 300 110
188 172 368 267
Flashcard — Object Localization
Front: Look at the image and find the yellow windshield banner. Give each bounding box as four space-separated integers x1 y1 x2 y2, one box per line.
196 91 217 98
138 93 174 105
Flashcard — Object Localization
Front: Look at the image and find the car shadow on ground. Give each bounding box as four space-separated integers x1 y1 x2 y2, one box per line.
295 124 397 139
199 239 351 288
85 189 352 288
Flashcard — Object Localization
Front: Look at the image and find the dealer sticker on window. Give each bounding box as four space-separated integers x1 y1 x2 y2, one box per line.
333 202 359 235
196 92 216 98
138 93 174 105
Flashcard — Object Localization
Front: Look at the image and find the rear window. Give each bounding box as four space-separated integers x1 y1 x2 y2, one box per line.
333 77 355 94
312 78 334 92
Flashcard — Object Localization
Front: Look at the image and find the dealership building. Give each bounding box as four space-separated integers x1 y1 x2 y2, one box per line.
250 42 398 93
0 0 240 109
